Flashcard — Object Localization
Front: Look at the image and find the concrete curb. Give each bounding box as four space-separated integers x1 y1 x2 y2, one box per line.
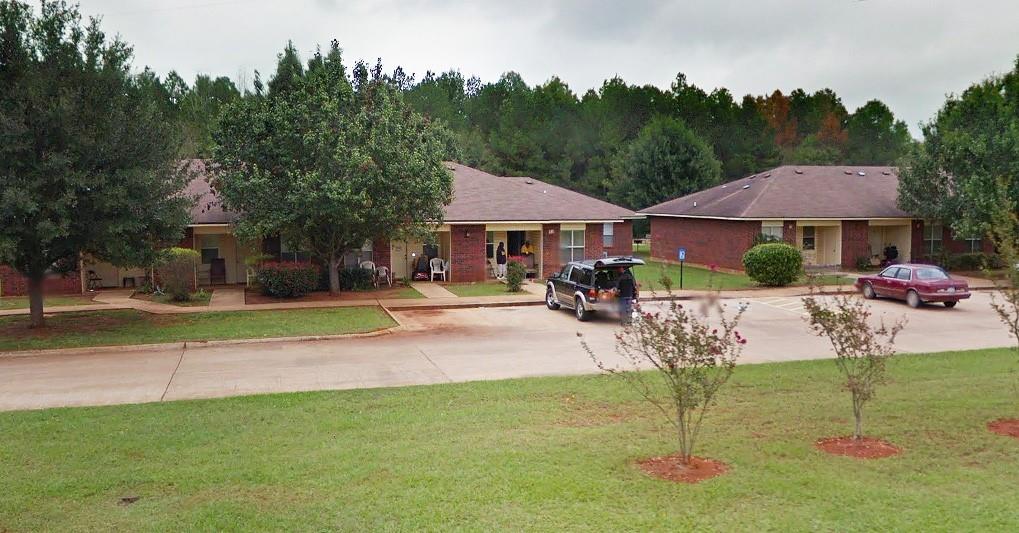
383 299 543 312
0 325 401 359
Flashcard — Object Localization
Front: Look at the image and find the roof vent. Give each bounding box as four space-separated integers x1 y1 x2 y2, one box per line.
693 201 698 207
742 184 751 190
524 178 534 184
858 171 866 176
749 174 756 179
764 173 771 178
721 184 727 188
882 171 891 175
843 170 852 175
794 169 804 174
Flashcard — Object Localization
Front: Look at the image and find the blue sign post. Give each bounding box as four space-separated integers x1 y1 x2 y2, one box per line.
677 247 687 289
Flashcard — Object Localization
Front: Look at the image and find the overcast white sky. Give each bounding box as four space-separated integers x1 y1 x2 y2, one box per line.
76 0 1019 137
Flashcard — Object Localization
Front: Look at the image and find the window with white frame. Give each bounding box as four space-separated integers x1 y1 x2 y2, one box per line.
199 235 220 264
761 223 783 242
923 221 943 256
966 236 982 253
486 231 495 259
560 229 586 263
602 223 614 248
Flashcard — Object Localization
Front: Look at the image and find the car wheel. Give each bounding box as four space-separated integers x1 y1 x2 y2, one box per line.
861 282 876 299
906 290 922 308
575 297 591 321
944 300 957 308
545 287 560 310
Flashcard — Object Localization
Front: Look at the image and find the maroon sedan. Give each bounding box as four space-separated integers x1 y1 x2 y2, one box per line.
855 264 970 308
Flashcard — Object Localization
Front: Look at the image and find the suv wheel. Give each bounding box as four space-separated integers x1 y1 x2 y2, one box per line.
546 286 560 310
575 297 591 321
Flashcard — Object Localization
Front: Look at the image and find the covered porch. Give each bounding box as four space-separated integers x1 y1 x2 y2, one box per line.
868 219 912 266
485 223 544 279
795 221 842 267
190 224 259 287
390 227 452 282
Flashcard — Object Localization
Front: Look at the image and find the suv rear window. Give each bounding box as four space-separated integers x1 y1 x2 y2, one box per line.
593 268 625 289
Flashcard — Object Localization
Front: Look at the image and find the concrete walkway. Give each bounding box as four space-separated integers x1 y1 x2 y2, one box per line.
410 282 458 298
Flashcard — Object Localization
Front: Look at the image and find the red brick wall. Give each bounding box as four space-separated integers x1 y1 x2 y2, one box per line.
1 265 82 296
450 224 486 282
372 238 391 270
585 224 605 259
542 223 561 276
782 220 797 245
650 216 762 270
911 221 925 261
841 220 870 268
604 221 634 256
942 225 995 255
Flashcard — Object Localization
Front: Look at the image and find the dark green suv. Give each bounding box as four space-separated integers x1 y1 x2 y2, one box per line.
545 256 644 321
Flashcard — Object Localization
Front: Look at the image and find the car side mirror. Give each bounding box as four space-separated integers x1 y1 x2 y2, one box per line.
549 272 560 279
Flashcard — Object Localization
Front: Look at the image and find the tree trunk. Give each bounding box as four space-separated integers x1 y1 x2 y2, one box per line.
328 254 341 295
28 277 45 328
852 393 863 440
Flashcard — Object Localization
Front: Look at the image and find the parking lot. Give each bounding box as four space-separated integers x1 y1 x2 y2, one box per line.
0 290 1013 411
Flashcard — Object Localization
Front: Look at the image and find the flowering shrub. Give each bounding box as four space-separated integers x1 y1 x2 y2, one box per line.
581 294 747 465
506 260 526 292
802 292 906 439
256 261 320 298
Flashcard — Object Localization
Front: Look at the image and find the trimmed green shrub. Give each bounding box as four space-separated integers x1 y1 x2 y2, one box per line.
340 267 376 291
506 260 526 292
156 247 199 302
742 243 803 286
947 252 1005 271
257 261 320 298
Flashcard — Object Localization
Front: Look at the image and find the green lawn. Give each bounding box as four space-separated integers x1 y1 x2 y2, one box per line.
443 281 516 297
633 259 854 291
0 295 98 310
387 285 426 299
2 348 1018 530
0 307 395 352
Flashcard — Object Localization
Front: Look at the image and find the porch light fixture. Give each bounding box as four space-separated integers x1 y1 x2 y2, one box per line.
464 228 471 238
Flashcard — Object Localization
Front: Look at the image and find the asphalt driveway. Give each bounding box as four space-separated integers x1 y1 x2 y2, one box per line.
0 291 1013 411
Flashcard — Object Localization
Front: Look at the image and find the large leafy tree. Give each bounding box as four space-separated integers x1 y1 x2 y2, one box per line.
898 57 1019 238
0 1 191 327
844 100 912 165
214 41 454 294
610 116 722 209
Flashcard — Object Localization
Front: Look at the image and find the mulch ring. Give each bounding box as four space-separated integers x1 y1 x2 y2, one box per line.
636 454 728 484
987 418 1019 439
815 436 900 459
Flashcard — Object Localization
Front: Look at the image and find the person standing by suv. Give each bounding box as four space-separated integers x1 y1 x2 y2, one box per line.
616 266 636 324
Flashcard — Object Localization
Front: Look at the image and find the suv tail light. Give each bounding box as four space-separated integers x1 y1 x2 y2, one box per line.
588 288 598 299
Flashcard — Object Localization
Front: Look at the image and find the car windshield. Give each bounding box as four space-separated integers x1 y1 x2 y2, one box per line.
914 267 949 280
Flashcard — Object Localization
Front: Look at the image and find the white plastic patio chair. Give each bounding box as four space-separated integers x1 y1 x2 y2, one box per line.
429 257 446 282
359 260 378 287
376 266 392 287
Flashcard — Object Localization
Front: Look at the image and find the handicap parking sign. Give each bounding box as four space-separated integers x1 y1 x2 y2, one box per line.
678 247 687 262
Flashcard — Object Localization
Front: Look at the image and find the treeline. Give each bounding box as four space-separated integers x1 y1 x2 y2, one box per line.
149 52 914 210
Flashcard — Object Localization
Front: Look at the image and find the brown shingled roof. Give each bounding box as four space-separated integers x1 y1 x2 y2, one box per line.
183 159 238 225
183 160 637 226
442 162 638 222
640 165 910 219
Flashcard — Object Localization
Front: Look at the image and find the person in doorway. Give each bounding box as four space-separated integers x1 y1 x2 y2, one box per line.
496 242 507 278
616 266 636 325
520 240 533 256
